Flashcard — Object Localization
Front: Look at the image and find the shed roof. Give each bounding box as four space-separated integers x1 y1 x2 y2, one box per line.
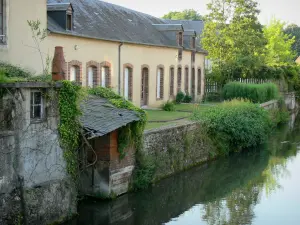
47 0 206 53
80 97 140 139
47 3 71 11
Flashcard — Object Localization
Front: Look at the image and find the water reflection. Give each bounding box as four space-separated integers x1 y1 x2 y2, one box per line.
67 113 300 225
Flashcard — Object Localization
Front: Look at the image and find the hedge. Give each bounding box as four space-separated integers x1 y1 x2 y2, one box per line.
222 82 279 103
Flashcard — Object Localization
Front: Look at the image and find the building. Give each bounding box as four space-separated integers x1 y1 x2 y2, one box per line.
0 0 207 107
80 96 140 197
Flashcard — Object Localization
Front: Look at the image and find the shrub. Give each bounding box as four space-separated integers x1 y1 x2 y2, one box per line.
192 100 272 154
0 62 31 78
223 82 279 103
183 94 193 103
176 91 185 103
204 92 222 102
162 101 175 111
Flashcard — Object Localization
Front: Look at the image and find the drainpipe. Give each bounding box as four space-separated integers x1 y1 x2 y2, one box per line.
118 42 124 95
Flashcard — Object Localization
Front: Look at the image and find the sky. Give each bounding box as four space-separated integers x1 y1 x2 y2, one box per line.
104 0 300 25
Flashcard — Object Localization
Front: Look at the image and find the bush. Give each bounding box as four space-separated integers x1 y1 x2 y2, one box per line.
0 62 31 78
183 94 193 103
162 101 175 111
192 100 272 154
204 92 222 102
223 82 279 103
176 91 185 103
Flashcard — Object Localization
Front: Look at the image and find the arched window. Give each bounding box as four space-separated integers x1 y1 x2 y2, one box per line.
185 66 189 94
100 62 111 88
124 64 133 101
88 66 98 87
141 66 149 106
156 66 164 99
70 65 80 82
191 67 195 98
68 60 82 84
177 66 182 92
197 68 202 95
86 61 99 87
169 67 175 97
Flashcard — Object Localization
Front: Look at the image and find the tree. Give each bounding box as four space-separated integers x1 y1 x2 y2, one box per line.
284 24 300 58
162 9 203 20
263 18 296 66
201 0 266 77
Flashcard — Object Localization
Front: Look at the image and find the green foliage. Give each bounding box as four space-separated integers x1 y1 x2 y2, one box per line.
183 94 193 103
132 152 156 190
202 0 265 66
162 101 175 111
58 81 82 180
263 18 296 66
284 24 300 59
88 87 147 158
204 92 222 102
192 100 273 153
0 62 31 78
176 91 185 103
162 9 203 20
223 82 279 103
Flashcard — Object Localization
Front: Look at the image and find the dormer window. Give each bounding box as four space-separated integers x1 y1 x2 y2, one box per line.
67 14 72 30
192 37 196 49
178 32 183 46
47 2 74 31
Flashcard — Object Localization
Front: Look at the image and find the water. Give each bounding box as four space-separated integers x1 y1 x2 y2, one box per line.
67 114 300 225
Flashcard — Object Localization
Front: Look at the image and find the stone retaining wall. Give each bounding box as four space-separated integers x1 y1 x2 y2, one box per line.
142 122 216 181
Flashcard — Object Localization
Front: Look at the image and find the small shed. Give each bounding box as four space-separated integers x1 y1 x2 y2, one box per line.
79 96 140 197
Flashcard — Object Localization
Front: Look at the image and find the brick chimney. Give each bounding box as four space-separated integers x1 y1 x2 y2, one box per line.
52 46 66 81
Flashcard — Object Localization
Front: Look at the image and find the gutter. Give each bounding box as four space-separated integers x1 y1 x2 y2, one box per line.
118 42 124 95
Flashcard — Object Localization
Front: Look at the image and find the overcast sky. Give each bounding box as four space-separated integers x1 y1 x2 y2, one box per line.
104 0 300 25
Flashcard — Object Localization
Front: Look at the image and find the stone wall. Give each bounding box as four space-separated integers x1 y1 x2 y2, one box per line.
0 86 76 225
283 92 297 111
142 122 216 181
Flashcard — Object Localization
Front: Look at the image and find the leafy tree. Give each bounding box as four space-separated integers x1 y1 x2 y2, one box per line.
201 0 265 69
263 18 296 66
284 24 300 58
162 9 203 20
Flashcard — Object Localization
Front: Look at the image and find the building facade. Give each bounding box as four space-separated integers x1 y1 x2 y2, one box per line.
0 0 207 107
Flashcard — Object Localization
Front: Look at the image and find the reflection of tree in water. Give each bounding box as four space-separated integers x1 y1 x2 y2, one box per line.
202 113 300 225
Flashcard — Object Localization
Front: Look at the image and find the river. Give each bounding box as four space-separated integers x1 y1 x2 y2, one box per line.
67 113 300 225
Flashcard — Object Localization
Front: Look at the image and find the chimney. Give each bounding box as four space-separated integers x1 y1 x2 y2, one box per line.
52 46 66 81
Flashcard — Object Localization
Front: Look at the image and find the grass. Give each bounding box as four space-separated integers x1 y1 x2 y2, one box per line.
146 110 191 122
174 103 219 112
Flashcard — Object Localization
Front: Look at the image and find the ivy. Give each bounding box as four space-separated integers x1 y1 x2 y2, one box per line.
88 87 147 158
58 81 82 180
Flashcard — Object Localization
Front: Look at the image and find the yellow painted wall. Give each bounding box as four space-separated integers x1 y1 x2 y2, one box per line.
0 0 206 107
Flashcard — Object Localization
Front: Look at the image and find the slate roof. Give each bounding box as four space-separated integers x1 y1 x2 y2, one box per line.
46 0 206 53
47 3 70 11
80 96 140 139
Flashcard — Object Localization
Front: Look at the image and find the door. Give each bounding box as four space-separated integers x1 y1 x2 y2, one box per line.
141 68 149 106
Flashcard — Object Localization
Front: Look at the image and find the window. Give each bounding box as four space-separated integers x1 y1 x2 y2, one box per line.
0 0 5 43
178 49 183 61
192 37 196 49
191 68 195 98
30 91 43 120
88 66 97 87
66 14 72 30
197 68 202 94
177 66 182 92
156 67 164 99
185 67 189 93
70 66 80 82
101 66 110 88
170 67 175 97
178 32 183 46
124 67 133 101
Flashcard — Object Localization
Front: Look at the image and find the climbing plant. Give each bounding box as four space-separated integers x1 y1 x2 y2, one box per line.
58 81 83 180
88 87 147 158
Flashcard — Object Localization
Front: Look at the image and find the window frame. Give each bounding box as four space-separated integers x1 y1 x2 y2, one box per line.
30 90 44 122
156 66 164 100
123 64 133 101
0 0 6 44
169 66 175 97
66 13 72 31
